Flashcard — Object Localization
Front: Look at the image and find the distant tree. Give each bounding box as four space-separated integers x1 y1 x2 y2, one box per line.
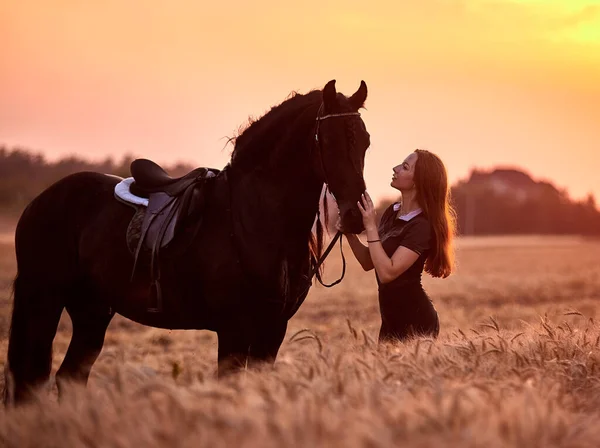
585 193 596 209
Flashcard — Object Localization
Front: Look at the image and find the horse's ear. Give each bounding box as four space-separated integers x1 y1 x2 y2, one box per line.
349 80 368 110
322 80 337 110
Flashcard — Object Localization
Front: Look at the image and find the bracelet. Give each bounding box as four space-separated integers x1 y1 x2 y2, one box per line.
367 239 381 243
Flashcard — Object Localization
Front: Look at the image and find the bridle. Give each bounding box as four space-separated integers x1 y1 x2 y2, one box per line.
314 103 361 144
313 102 361 195
291 103 361 310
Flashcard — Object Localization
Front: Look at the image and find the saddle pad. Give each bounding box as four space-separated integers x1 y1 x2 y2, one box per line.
115 177 149 207
126 206 146 254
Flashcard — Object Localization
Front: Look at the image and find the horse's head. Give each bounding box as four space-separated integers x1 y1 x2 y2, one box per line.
315 80 370 234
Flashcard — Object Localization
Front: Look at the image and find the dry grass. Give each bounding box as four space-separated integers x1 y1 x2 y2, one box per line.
1 234 600 447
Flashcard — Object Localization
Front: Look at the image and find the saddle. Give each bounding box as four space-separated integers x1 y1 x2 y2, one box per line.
128 158 219 312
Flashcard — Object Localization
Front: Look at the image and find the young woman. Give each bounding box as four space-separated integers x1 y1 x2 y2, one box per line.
338 149 456 342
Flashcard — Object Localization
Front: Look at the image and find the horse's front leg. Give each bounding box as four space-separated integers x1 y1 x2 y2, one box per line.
216 326 252 378
248 319 288 368
216 319 288 377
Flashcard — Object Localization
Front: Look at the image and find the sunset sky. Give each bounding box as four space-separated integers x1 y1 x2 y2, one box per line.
1 0 599 204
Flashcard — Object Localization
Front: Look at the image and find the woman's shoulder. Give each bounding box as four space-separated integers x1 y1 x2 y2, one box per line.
408 215 434 248
407 213 432 231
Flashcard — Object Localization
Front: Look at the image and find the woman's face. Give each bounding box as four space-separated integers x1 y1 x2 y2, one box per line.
391 152 418 191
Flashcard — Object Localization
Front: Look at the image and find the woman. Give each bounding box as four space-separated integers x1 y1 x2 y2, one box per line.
338 149 456 343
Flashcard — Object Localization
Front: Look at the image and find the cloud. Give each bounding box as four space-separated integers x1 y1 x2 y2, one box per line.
559 4 600 28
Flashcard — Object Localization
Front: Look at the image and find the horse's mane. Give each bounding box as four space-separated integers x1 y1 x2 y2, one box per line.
228 89 321 170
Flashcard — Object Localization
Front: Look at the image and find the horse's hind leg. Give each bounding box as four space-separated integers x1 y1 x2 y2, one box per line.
4 275 65 406
55 301 114 398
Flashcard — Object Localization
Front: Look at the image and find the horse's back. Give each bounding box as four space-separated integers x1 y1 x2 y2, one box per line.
15 172 132 276
19 171 122 221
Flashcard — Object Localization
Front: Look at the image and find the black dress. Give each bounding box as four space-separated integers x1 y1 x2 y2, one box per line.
375 203 440 343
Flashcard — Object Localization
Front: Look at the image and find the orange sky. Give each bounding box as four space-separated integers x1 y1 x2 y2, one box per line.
1 0 599 204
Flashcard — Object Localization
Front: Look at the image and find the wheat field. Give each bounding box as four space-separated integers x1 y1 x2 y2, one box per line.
1 234 600 447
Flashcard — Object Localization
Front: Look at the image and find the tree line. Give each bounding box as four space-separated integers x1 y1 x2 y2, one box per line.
2 146 599 235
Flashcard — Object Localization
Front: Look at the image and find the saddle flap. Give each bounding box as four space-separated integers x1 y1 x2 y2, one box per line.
126 167 219 313
143 192 178 250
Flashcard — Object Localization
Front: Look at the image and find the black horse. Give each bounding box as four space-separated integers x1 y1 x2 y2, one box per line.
3 80 370 405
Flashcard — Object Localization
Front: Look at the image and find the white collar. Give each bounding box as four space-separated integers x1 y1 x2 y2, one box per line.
393 203 422 221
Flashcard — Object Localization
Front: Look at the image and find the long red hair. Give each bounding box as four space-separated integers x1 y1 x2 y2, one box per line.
413 149 456 278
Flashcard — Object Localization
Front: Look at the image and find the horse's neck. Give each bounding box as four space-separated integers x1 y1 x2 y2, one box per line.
231 165 323 237
229 114 325 240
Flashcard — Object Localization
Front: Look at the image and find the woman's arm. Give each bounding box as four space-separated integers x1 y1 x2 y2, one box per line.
345 233 374 271
364 230 419 283
357 192 421 283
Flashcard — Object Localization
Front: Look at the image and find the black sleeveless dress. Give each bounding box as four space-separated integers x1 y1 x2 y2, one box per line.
375 203 440 342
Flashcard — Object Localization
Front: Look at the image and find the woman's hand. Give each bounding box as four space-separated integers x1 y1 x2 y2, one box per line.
357 191 377 232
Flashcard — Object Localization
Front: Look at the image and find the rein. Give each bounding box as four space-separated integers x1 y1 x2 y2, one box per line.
308 230 346 287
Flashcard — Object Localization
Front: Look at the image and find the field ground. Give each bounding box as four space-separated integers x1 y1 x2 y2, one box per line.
1 234 600 447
